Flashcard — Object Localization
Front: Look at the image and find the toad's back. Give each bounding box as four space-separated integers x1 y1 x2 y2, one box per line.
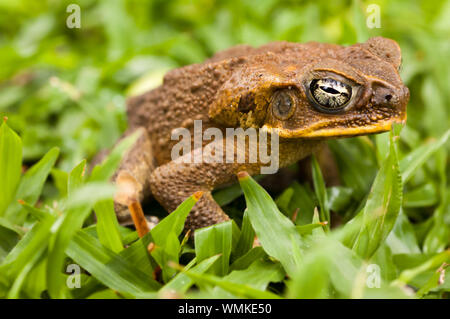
125 41 344 165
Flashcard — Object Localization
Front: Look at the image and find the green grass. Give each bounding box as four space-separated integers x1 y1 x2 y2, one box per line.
0 0 449 299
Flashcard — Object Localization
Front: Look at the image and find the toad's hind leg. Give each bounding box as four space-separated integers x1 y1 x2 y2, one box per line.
149 136 325 232
149 138 263 231
149 159 234 231
108 127 156 222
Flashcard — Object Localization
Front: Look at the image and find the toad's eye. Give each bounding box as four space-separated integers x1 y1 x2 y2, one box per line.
271 89 297 120
310 78 352 112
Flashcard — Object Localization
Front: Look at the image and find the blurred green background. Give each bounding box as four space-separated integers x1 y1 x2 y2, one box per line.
0 0 449 299
0 0 448 171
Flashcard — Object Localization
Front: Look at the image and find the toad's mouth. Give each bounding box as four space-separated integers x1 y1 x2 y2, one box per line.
262 114 406 138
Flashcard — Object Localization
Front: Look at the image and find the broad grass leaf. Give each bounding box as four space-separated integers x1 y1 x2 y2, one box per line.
150 193 199 281
50 168 68 198
17 256 47 299
118 232 155 276
230 246 266 271
5 147 59 224
151 232 180 282
238 172 303 276
0 272 8 297
351 131 403 259
288 238 364 298
63 182 116 209
195 220 232 276
296 222 327 235
67 230 160 296
70 275 108 299
291 182 317 225
287 251 329 298
67 159 86 195
47 182 116 298
327 186 353 214
369 243 397 282
375 132 390 164
394 250 450 289
87 289 122 299
399 129 450 183
211 259 284 298
151 194 198 240
213 176 264 207
19 200 53 221
0 214 55 282
160 255 220 295
325 241 363 297
403 183 437 208
275 187 294 216
6 242 45 298
232 209 255 261
416 263 449 297
385 211 421 255
312 208 326 239
181 269 281 299
224 260 284 291
423 204 449 254
0 217 24 236
94 199 123 253
0 120 22 217
0 224 20 263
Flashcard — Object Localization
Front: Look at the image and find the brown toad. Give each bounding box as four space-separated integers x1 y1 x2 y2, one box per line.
106 37 409 231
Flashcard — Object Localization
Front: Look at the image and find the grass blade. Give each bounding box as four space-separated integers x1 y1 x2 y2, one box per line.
150 192 200 282
238 172 303 276
182 269 281 299
160 255 220 295
195 220 232 276
394 250 450 288
351 130 403 259
94 200 123 253
399 129 450 183
311 155 330 230
67 230 160 296
0 215 55 280
230 247 266 271
218 259 284 293
47 182 116 298
67 159 86 195
0 119 22 217
5 147 59 224
232 209 255 260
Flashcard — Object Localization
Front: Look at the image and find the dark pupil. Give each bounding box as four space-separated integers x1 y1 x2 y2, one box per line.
275 94 292 115
320 86 340 95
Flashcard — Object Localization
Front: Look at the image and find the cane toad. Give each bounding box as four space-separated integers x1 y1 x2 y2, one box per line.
109 37 409 231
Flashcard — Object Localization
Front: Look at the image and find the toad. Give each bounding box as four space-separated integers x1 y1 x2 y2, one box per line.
105 37 409 231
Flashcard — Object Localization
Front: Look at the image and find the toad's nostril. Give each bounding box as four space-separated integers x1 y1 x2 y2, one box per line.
385 94 392 102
